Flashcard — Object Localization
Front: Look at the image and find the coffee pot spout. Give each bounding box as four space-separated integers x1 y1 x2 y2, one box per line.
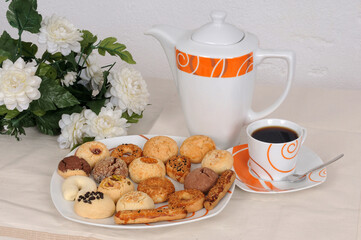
145 25 186 86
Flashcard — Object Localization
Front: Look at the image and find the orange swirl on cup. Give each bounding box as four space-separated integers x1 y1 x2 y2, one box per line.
267 144 297 173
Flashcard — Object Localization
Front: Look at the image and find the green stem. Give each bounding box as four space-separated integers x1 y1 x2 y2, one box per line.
15 12 23 58
107 62 116 72
41 52 50 63
77 49 93 78
101 64 114 69
17 29 23 58
12 111 30 126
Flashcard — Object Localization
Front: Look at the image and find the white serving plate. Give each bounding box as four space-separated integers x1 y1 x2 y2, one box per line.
50 135 235 229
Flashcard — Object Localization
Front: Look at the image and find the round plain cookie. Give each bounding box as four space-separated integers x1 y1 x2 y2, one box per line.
75 141 110 168
137 177 175 203
143 136 178 163
116 191 155 212
57 156 91 179
74 191 115 219
98 175 134 203
62 175 97 201
184 167 218 194
201 149 233 175
128 157 166 183
166 155 191 183
180 135 216 163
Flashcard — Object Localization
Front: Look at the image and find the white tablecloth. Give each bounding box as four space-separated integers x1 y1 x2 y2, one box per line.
0 80 360 240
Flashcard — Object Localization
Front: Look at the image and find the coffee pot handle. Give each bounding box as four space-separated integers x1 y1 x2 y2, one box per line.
247 49 295 123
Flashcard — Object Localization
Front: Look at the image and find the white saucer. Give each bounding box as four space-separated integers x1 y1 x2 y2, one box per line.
228 144 326 193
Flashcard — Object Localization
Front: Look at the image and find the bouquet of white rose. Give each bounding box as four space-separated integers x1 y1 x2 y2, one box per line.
0 0 150 149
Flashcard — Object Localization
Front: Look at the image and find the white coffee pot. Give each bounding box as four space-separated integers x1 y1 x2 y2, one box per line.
145 11 295 149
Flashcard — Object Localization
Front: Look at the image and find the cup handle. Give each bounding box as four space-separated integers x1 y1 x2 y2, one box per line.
246 49 296 123
301 127 307 145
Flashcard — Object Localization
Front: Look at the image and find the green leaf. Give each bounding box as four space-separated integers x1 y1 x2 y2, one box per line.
0 105 20 119
36 63 57 80
122 111 143 123
30 75 80 113
64 52 78 71
31 108 46 117
41 51 62 62
6 0 42 33
35 105 83 136
65 83 92 103
80 30 97 55
97 37 127 56
0 111 32 140
118 50 136 64
21 41 38 58
86 99 106 115
0 56 8 64
0 31 17 62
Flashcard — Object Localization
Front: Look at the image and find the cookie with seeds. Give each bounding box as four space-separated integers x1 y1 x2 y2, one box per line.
166 155 191 183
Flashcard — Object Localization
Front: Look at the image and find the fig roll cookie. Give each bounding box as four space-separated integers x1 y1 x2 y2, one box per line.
204 170 236 210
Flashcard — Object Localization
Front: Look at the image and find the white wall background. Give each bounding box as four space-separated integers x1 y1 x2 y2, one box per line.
0 0 361 89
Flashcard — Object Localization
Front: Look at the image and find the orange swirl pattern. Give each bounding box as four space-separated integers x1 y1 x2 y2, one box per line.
267 143 299 173
281 140 300 160
233 145 279 192
319 168 327 177
176 49 253 78
308 168 327 183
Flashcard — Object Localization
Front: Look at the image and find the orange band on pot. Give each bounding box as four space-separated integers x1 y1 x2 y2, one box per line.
176 49 253 78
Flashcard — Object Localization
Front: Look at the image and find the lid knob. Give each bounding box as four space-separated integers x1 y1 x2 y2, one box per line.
191 11 245 46
210 11 227 24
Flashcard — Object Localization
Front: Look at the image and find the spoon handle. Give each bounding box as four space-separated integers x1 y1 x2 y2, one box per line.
302 153 344 176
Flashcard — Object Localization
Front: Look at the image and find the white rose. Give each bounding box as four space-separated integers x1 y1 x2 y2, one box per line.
57 110 87 149
0 58 41 112
84 104 129 140
61 71 77 87
38 14 83 56
76 52 104 96
106 67 150 115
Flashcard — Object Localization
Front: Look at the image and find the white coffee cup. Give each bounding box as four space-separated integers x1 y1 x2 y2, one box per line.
246 119 307 181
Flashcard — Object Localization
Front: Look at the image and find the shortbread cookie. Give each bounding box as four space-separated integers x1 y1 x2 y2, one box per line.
180 135 216 163
143 136 178 163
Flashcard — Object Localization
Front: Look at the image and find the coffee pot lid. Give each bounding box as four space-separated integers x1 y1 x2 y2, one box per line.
191 11 245 46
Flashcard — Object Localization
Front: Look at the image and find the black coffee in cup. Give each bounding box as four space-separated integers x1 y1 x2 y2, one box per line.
251 126 298 143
